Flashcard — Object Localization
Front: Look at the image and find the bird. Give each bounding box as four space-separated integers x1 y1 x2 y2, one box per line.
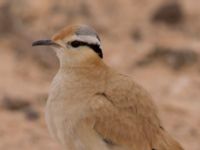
32 24 184 150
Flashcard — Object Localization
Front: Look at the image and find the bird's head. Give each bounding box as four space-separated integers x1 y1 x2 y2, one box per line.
32 24 103 66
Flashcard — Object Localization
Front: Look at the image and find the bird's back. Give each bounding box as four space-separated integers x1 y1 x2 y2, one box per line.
87 68 184 150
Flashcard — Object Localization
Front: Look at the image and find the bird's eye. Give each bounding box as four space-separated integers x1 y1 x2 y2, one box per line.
70 41 82 48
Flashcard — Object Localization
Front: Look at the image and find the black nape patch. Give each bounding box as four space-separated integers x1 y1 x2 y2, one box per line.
88 44 103 58
69 40 103 58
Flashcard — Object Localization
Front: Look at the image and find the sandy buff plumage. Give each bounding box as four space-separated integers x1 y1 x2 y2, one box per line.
32 24 184 150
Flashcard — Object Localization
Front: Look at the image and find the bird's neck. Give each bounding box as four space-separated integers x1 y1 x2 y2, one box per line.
58 58 106 79
54 55 108 94
59 51 105 72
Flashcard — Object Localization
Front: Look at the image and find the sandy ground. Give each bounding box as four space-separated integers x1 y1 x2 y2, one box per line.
0 0 200 149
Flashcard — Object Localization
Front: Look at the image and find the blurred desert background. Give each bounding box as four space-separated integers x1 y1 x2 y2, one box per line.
0 0 200 149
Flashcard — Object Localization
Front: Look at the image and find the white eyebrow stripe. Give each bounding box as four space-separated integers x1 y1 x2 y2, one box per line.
72 35 101 45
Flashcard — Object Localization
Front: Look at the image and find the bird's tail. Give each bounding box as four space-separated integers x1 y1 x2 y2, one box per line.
153 129 184 150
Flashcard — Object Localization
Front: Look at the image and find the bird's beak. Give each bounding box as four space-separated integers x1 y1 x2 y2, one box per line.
32 39 58 47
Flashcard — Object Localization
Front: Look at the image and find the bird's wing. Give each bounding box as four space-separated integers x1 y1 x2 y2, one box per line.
87 74 183 150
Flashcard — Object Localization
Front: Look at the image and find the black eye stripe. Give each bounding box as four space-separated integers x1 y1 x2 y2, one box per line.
70 40 84 48
68 40 103 58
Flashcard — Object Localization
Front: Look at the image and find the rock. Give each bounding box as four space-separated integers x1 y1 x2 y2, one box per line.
0 1 13 35
136 47 199 70
1 96 30 111
23 107 40 121
152 2 183 25
131 28 142 41
1 96 40 121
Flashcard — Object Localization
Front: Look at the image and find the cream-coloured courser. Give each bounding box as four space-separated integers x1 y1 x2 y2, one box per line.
32 24 184 150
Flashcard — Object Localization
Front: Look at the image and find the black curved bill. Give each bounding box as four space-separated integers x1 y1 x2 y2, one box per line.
32 40 57 46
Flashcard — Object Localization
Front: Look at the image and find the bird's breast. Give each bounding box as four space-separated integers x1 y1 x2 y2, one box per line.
45 72 101 146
